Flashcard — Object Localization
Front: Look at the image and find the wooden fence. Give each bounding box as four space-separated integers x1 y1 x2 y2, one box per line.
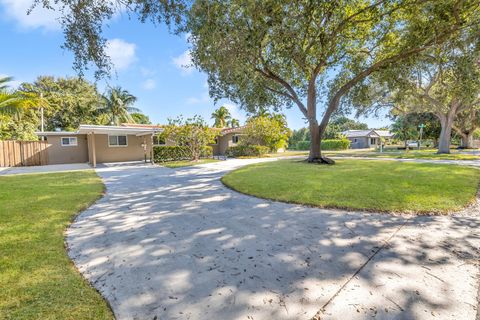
0 141 49 167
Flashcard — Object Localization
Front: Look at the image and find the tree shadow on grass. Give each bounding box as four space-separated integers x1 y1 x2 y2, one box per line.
66 161 480 320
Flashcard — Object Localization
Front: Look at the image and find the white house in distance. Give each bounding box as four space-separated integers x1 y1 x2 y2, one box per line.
342 129 393 149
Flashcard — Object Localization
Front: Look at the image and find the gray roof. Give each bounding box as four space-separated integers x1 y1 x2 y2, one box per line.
342 129 392 138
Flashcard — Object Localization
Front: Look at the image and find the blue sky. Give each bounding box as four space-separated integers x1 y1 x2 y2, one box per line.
0 0 391 130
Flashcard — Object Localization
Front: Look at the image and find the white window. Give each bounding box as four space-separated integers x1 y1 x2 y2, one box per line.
61 137 78 146
232 135 240 144
108 135 128 147
370 138 376 145
153 135 166 146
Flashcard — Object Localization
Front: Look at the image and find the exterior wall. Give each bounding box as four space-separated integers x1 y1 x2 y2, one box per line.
348 137 370 149
216 133 240 155
44 134 89 164
89 134 152 163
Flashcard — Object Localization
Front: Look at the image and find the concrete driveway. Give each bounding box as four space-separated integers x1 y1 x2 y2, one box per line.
66 159 480 320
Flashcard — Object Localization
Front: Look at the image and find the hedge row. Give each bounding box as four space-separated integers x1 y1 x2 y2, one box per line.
153 145 213 162
292 139 351 151
321 139 350 150
225 145 270 157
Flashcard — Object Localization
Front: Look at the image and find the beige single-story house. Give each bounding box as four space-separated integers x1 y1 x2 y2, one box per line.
342 129 393 149
36 124 163 167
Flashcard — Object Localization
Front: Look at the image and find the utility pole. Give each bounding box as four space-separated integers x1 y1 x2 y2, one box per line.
40 93 45 141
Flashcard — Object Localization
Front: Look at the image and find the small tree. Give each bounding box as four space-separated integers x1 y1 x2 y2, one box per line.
390 115 418 148
242 114 291 152
162 115 218 161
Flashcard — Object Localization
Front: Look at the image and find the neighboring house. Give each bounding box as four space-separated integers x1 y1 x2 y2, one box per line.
36 124 162 167
211 126 246 156
342 129 393 149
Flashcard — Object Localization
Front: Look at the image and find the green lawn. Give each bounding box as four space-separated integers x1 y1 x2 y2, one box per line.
325 149 479 161
222 159 480 213
0 171 113 319
160 158 221 168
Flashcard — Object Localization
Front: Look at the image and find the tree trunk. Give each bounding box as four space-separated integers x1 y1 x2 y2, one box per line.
460 132 474 148
437 113 455 154
306 81 334 164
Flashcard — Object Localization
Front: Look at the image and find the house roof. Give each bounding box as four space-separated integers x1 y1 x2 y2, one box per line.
342 129 392 138
374 130 393 137
36 124 163 137
342 130 378 138
220 126 246 135
120 123 164 129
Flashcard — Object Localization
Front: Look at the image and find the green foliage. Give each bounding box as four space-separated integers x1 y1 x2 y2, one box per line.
19 76 101 131
288 128 310 147
154 145 214 162
211 106 231 128
99 86 139 125
201 145 213 158
162 115 218 160
228 118 240 128
391 115 420 146
242 114 291 152
130 112 151 124
321 139 351 151
153 145 191 162
225 145 270 158
291 140 310 151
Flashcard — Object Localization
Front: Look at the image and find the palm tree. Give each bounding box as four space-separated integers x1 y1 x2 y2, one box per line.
0 77 38 116
229 118 240 127
100 86 140 125
211 106 231 128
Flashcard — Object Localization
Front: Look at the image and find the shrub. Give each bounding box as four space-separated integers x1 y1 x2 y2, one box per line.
201 145 213 158
295 140 310 150
320 139 350 150
225 145 270 157
153 146 191 162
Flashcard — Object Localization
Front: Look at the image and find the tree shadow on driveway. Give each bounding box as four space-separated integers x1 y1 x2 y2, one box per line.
66 161 480 320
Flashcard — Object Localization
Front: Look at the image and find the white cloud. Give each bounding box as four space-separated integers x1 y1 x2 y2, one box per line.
186 91 209 105
105 38 137 71
172 50 194 75
0 0 61 30
142 79 156 90
140 67 156 77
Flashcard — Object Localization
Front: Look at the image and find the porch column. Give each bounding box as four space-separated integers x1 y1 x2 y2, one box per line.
91 132 97 168
150 133 155 164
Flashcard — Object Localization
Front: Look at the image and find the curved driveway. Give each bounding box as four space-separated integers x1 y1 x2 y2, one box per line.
66 159 480 320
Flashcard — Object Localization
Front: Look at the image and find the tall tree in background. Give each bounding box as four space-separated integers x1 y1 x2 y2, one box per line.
0 77 38 116
211 106 231 128
19 76 101 131
228 118 240 128
130 112 152 124
368 27 480 153
99 86 139 125
0 77 41 140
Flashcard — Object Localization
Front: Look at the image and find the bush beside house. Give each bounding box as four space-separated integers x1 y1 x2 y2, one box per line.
225 145 270 157
154 145 213 163
291 139 350 150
